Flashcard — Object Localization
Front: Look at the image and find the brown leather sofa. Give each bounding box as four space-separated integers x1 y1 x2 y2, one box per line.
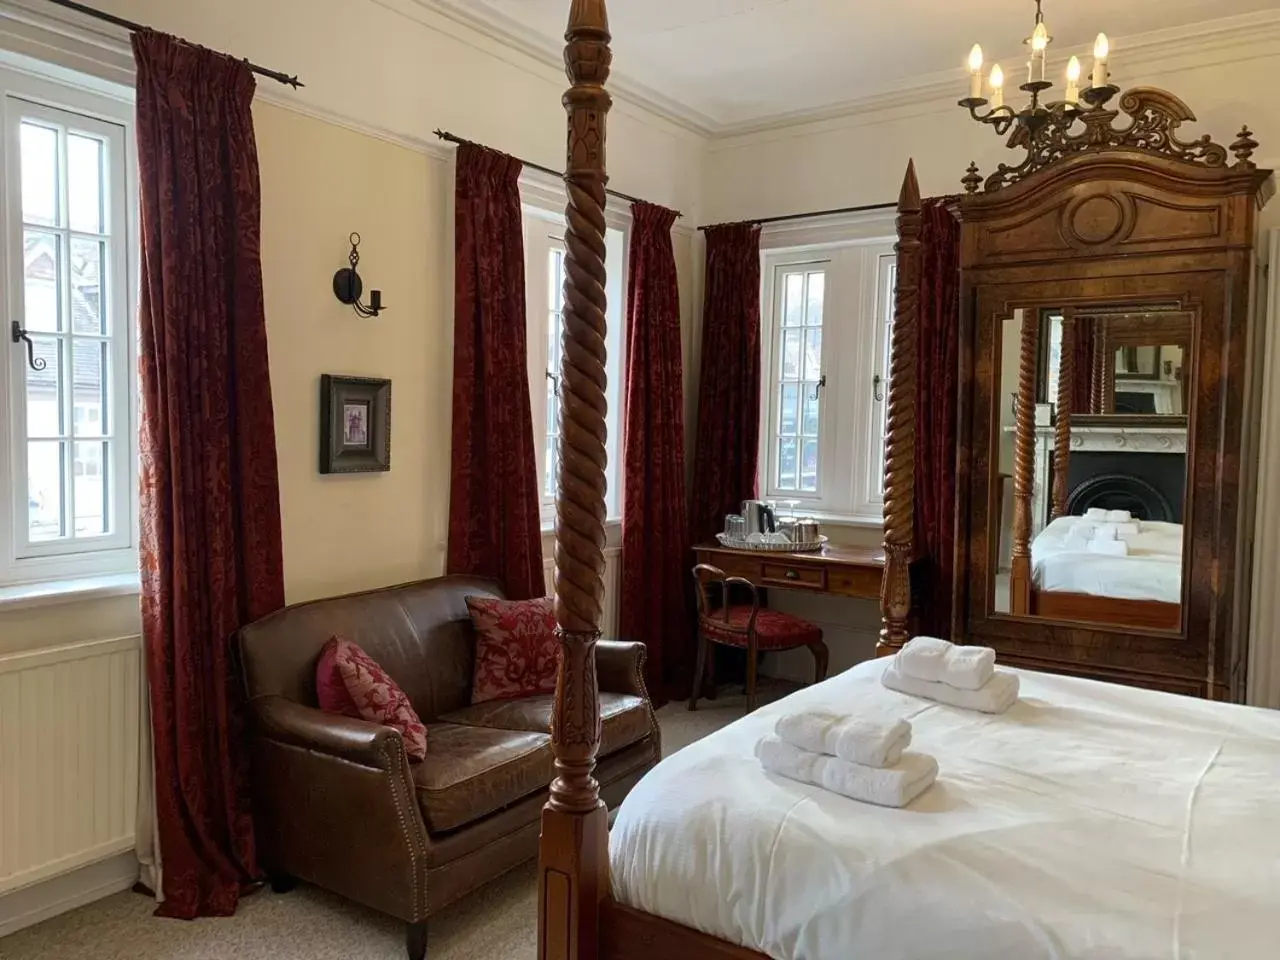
238 575 659 960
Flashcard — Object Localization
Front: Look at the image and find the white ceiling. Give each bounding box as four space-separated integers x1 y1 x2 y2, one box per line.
425 0 1278 133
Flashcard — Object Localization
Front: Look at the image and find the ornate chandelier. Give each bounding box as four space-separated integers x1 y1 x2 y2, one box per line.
960 0 1115 138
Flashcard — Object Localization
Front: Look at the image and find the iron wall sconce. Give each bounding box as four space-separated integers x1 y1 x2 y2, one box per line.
333 232 386 318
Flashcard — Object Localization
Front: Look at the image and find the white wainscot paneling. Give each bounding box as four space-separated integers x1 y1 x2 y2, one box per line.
0 635 142 895
762 593 882 683
543 547 622 637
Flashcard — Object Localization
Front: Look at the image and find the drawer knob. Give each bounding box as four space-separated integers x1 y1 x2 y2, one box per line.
785 569 799 580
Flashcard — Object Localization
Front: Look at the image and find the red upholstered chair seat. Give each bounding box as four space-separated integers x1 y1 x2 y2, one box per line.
701 606 823 650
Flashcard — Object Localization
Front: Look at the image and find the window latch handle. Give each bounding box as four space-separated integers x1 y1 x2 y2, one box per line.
873 374 884 402
808 375 826 402
10 321 46 372
546 369 561 398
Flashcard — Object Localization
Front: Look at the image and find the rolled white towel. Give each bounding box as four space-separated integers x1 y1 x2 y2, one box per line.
882 663 1020 714
1062 530 1092 551
1085 508 1108 520
1088 538 1129 557
775 710 911 768
1105 509 1132 522
1093 524 1118 542
755 736 938 808
1070 519 1099 539
894 636 996 691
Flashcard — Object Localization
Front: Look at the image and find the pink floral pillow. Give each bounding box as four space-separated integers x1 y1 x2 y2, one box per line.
315 637 427 760
465 596 560 704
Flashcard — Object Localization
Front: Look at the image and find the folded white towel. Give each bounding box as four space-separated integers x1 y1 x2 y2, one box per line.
882 663 1021 714
1112 521 1140 537
894 636 997 691
755 736 938 808
1088 538 1129 557
775 711 911 768
1105 509 1132 522
1062 530 1092 551
1093 524 1118 541
1085 507 1108 520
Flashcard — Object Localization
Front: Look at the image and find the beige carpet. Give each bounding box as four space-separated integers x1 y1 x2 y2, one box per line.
0 684 794 960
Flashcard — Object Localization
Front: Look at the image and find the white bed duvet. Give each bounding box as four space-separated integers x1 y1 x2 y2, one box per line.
611 659 1280 960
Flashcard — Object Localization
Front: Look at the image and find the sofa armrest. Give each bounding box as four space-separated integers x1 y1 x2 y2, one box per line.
251 695 403 770
597 640 649 699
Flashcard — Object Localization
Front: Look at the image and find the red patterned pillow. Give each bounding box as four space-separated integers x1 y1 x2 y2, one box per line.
466 596 560 704
316 637 427 760
316 638 360 718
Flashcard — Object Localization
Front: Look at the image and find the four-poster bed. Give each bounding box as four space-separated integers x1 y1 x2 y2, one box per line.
538 2 1276 958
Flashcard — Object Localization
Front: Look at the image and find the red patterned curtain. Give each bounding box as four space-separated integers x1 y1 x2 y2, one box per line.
133 30 285 918
620 202 688 697
912 200 961 639
689 223 763 546
447 143 544 600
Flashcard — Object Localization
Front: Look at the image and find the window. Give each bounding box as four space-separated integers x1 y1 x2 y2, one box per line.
524 204 625 525
0 73 137 586
760 229 896 522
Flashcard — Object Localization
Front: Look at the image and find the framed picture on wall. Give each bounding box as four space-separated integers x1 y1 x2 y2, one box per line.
320 374 391 474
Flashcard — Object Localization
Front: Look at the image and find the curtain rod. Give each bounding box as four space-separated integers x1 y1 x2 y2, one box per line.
699 200 898 232
43 0 304 88
433 129 682 218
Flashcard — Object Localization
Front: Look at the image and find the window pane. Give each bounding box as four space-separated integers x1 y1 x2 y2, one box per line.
70 237 106 334
803 328 822 380
23 231 61 332
21 122 58 227
783 273 804 327
28 440 66 541
544 438 557 501
778 382 798 435
549 249 564 312
781 329 801 380
802 389 820 437
73 441 109 535
73 339 108 436
801 440 819 492
26 336 63 437
806 272 825 326
777 437 798 490
67 134 104 234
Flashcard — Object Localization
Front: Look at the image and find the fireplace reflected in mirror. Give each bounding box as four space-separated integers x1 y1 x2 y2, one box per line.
993 303 1189 630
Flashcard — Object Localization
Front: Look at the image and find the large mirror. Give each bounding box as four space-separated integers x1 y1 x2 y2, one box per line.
993 303 1189 630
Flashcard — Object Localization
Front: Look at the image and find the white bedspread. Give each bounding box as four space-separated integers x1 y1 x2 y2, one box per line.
611 660 1280 960
1031 517 1183 603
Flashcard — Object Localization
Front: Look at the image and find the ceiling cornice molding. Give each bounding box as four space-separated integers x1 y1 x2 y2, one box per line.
407 0 719 137
709 8 1280 142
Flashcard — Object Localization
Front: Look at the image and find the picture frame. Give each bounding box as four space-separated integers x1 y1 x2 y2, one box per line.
319 374 391 474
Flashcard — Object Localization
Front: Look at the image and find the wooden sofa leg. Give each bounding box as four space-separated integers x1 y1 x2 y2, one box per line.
406 921 428 960
268 872 296 894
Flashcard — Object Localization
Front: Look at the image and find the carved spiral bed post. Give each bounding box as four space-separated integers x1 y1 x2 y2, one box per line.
878 160 922 655
1091 322 1108 414
539 3 611 959
1009 310 1039 615
1052 311 1075 520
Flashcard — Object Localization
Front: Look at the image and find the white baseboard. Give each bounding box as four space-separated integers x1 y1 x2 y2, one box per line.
0 850 139 938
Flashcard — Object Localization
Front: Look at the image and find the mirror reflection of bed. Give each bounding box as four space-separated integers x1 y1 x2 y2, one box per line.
993 304 1189 630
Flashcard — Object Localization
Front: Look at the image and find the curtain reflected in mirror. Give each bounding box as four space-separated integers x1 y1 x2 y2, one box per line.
992 303 1190 630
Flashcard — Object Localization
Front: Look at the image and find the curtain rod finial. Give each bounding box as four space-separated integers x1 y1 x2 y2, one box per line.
899 159 922 213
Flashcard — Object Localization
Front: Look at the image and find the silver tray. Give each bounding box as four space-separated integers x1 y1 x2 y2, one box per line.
716 533 828 553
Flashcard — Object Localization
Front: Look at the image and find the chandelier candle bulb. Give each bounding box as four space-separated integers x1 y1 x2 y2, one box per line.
1030 22 1049 83
1065 55 1081 103
968 44 984 99
1092 33 1109 89
989 63 1004 109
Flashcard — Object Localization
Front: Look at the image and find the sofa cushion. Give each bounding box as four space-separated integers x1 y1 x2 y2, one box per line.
465 595 560 704
325 637 428 760
440 691 652 758
412 723 554 833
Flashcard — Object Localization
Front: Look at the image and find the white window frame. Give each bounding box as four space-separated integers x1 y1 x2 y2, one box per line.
759 212 897 525
0 67 138 586
522 177 627 527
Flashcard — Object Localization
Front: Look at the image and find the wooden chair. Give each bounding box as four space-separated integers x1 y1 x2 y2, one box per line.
689 563 829 713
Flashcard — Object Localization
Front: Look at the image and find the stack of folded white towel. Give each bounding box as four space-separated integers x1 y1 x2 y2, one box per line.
755 710 937 808
1062 509 1140 556
881 636 1020 714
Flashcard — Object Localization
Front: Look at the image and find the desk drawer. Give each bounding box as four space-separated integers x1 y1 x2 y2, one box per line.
760 562 827 591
